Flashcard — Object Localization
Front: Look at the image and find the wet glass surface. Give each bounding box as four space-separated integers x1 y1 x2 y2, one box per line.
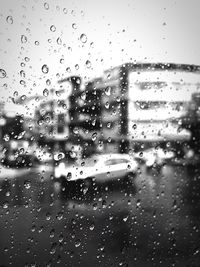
0 163 200 266
1 1 200 266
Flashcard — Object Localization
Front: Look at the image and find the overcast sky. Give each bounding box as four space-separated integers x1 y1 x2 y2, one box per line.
0 0 200 114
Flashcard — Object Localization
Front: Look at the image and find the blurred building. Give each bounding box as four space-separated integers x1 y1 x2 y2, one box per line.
68 62 200 156
34 88 70 154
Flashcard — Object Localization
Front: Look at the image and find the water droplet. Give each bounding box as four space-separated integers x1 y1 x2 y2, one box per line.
60 58 64 64
6 191 10 197
105 87 111 96
105 102 109 109
123 216 128 222
80 33 87 43
43 88 49 97
57 37 62 45
172 199 177 209
85 60 91 68
107 137 111 142
81 92 86 100
42 64 49 74
20 95 26 101
89 224 95 231
46 79 51 86
75 64 79 70
102 200 107 208
107 122 111 128
6 16 13 24
44 2 49 10
63 8 67 14
93 203 97 210
56 211 63 220
139 152 143 158
24 180 31 189
50 229 55 238
58 153 64 160
132 124 137 129
21 35 27 44
75 239 81 247
70 151 76 159
0 69 7 78
24 57 30 62
136 199 141 208
46 212 51 221
3 201 8 209
72 23 77 29
92 132 97 141
20 70 25 78
92 119 96 126
73 127 79 134
50 242 57 254
20 80 26 86
3 134 10 141
50 25 56 32
4 247 8 252
13 91 18 97
58 234 64 242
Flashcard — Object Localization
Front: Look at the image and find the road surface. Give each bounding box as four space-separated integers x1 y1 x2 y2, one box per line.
0 163 200 267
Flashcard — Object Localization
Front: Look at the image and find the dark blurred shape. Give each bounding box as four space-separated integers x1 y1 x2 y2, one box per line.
1 153 39 168
2 115 24 139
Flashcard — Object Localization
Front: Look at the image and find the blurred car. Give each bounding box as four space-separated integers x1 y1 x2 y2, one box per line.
1 153 39 168
135 147 175 167
54 153 138 192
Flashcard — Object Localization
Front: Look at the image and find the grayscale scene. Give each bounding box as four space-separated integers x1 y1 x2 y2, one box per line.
0 1 200 266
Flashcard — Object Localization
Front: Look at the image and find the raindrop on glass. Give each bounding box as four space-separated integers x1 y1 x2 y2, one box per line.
105 87 111 96
3 202 9 209
89 224 95 231
20 80 26 85
92 132 97 141
73 127 79 134
80 33 87 43
21 35 27 44
24 180 31 189
50 25 56 32
0 69 6 78
46 79 51 86
85 60 91 68
81 92 86 100
6 16 13 24
46 212 51 221
57 37 62 45
42 64 49 74
43 88 49 97
75 239 81 247
75 64 79 70
63 8 67 14
21 95 26 101
44 2 49 10
20 70 25 78
72 23 77 29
